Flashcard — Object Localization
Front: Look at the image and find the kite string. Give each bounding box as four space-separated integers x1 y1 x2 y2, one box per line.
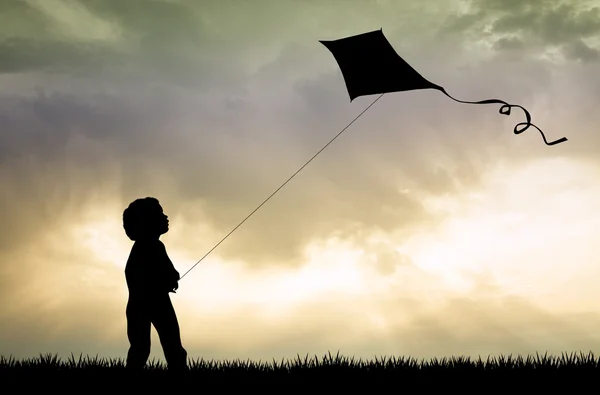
179 93 386 281
439 88 568 146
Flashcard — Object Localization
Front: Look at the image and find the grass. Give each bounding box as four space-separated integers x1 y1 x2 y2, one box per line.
2 351 599 389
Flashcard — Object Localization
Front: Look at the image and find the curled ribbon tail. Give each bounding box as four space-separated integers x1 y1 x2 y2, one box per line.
499 105 511 116
438 88 568 146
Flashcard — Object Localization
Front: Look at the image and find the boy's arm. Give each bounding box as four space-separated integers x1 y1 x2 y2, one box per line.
157 241 180 291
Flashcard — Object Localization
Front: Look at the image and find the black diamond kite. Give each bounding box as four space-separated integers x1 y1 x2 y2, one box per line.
320 29 568 146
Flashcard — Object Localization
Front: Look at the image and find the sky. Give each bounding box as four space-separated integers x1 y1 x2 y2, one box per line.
1 0 600 363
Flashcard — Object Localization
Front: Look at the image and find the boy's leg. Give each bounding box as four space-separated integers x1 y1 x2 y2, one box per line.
152 295 188 371
126 301 152 370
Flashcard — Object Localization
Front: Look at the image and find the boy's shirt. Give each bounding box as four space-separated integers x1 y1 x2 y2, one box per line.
125 239 180 297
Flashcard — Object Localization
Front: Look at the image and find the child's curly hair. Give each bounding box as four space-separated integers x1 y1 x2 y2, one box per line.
123 197 162 241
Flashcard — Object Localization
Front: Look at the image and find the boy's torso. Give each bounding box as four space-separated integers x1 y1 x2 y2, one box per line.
125 240 177 296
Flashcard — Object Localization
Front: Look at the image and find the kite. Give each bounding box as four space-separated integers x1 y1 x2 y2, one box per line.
320 28 568 146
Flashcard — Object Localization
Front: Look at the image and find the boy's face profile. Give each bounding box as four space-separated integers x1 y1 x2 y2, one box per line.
152 202 169 236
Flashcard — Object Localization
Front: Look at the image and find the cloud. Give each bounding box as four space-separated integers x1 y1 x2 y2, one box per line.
438 0 600 63
0 0 250 89
493 36 526 51
489 2 600 45
562 39 600 62
0 32 126 75
0 24 585 267
0 84 432 267
0 0 462 85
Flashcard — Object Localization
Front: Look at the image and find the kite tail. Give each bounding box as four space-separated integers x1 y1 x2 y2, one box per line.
439 88 568 146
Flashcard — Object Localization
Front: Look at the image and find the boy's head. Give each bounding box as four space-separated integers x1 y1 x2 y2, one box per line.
123 197 169 241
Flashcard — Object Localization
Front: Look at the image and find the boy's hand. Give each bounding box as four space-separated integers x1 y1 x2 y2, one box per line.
168 270 180 293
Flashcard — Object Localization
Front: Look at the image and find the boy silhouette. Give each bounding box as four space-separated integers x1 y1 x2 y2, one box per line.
122 197 188 371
